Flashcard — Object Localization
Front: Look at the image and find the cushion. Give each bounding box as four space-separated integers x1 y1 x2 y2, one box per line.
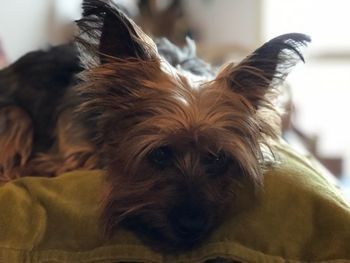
0 143 349 262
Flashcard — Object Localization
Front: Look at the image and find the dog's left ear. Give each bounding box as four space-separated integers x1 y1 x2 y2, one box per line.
217 33 310 108
76 0 158 66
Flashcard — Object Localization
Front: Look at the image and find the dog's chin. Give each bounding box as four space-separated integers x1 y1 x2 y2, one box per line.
121 217 211 252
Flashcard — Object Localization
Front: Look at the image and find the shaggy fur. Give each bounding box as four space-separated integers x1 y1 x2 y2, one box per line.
0 0 310 252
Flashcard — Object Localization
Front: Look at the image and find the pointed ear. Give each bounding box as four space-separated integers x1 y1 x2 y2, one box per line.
217 33 310 108
76 0 158 66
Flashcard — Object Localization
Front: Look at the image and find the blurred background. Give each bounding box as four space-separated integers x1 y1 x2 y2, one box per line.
1 0 350 199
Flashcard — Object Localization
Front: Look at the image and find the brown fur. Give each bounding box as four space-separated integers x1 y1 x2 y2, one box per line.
25 110 99 176
0 106 33 182
0 0 310 252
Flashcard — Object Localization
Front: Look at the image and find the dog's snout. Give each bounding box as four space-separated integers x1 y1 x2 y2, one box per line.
171 206 209 239
176 214 207 236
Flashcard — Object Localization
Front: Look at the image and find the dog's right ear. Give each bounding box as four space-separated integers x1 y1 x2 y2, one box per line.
76 0 157 66
216 33 310 109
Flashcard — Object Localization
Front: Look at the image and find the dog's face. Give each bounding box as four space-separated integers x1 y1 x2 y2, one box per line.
76 0 309 251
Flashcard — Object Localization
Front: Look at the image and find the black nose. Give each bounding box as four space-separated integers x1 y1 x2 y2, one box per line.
171 209 209 239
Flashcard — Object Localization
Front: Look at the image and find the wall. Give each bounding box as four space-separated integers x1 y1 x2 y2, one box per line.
184 0 261 50
0 0 262 62
0 0 54 62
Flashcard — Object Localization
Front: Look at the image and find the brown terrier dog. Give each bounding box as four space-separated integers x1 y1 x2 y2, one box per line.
0 0 309 252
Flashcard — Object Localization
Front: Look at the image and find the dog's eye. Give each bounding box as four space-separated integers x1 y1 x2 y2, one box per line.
148 146 173 168
203 151 230 176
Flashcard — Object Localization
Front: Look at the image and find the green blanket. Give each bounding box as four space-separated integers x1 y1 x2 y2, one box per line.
1 143 349 262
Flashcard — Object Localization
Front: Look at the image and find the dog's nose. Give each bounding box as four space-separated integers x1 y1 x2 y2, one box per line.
171 209 209 239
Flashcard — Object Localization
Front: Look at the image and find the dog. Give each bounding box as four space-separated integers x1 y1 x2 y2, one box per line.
0 0 310 252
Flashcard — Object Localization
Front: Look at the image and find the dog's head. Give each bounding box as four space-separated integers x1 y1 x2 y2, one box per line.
75 0 310 251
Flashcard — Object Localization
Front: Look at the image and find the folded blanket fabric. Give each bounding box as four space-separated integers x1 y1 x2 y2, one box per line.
0 143 349 263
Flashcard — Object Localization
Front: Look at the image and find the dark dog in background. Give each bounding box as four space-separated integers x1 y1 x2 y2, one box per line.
0 0 309 252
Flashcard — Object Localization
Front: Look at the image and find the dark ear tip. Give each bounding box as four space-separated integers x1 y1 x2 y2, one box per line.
282 33 311 62
81 0 120 17
271 33 311 45
261 33 311 64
